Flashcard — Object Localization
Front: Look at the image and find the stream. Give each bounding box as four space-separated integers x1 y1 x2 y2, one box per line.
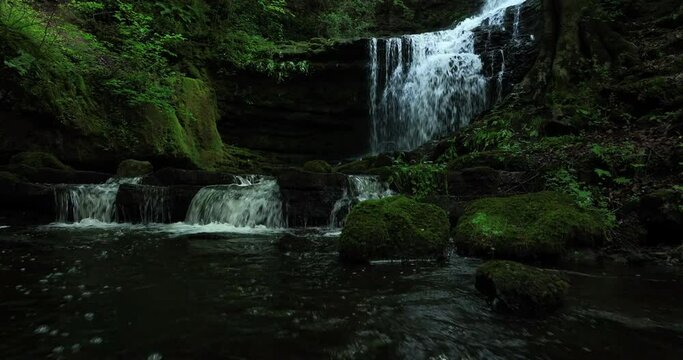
1 225 682 359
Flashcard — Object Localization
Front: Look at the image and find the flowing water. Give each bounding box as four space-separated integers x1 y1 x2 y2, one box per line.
53 177 142 223
185 176 285 228
369 0 527 153
329 176 394 228
1 225 682 359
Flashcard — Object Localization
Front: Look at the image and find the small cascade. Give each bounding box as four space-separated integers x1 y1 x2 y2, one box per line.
329 175 394 228
512 5 522 39
368 0 527 153
185 176 285 228
53 177 141 223
496 49 506 101
136 185 172 224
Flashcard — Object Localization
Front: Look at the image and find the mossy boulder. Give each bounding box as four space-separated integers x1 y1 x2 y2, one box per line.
454 192 608 261
335 154 394 174
135 77 224 169
117 159 154 177
338 196 450 263
9 152 70 170
303 160 333 173
475 260 570 316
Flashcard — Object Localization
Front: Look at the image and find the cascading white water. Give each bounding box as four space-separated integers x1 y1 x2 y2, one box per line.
185 176 285 228
329 175 394 228
53 177 142 223
369 0 527 153
135 185 172 224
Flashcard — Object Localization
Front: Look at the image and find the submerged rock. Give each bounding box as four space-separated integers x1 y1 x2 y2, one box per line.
117 159 153 177
475 260 570 316
277 233 315 252
338 196 450 263
454 191 608 261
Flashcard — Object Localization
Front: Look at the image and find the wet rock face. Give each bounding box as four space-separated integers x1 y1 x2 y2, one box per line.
1 164 111 184
142 168 235 187
116 184 201 224
276 169 348 227
217 40 371 162
117 160 153 177
219 2 543 161
475 0 543 105
636 189 683 245
0 171 54 224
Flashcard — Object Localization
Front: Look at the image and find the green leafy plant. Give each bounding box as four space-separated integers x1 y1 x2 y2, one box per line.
389 162 447 200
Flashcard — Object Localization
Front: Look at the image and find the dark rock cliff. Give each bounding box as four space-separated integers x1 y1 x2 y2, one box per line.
217 1 543 162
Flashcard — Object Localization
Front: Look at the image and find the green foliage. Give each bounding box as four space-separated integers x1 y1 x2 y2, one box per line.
388 162 447 199
544 168 617 229
318 0 381 38
100 1 185 110
0 0 105 130
465 117 517 152
254 59 309 82
590 142 647 177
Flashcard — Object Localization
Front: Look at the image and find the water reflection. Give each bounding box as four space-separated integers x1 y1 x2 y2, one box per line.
1 226 682 359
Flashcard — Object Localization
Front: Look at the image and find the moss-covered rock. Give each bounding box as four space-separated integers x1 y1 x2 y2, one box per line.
338 196 450 263
475 260 570 316
454 192 608 261
0 171 23 183
135 77 224 169
335 155 394 174
303 160 333 173
117 159 153 177
9 152 70 170
448 151 529 171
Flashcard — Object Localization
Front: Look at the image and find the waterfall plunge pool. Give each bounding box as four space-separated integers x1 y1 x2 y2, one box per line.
1 225 683 359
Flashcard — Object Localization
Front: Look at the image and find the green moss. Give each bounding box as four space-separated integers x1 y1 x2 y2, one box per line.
303 160 333 173
117 159 153 177
134 77 224 169
455 192 608 261
0 171 23 183
475 260 570 316
339 196 450 263
9 152 70 170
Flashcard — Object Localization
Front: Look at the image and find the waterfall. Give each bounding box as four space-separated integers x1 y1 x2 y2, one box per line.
329 175 394 228
185 176 285 228
53 177 141 223
513 5 522 39
368 0 527 153
135 185 172 224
